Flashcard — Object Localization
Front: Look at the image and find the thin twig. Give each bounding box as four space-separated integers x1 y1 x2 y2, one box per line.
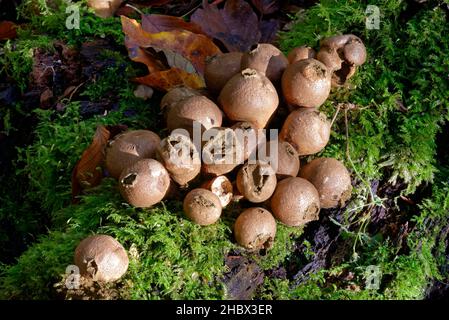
68 81 85 102
330 103 341 127
180 1 202 18
344 107 377 203
126 4 144 16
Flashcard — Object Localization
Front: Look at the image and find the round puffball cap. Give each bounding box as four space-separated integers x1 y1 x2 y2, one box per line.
167 95 222 134
287 46 316 64
183 188 222 225
205 52 243 93
234 207 277 250
105 130 161 179
74 234 129 282
219 68 279 129
282 58 331 108
299 157 352 208
118 159 170 208
279 108 330 156
241 43 289 83
271 177 320 227
236 161 277 203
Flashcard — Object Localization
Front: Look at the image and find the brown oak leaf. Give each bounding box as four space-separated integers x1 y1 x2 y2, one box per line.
142 14 204 34
191 0 261 52
71 125 127 202
121 15 220 74
251 0 280 15
0 21 17 40
121 15 221 90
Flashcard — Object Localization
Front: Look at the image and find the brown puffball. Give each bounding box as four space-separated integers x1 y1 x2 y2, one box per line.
317 34 366 86
299 157 352 208
282 58 331 108
205 52 243 93
202 127 244 176
105 130 161 179
279 108 330 156
287 46 316 64
167 95 222 135
160 86 199 115
87 0 123 18
201 176 233 208
241 43 289 83
156 132 201 186
74 234 128 282
232 121 265 161
259 140 300 179
118 159 170 208
234 207 276 250
236 161 277 203
271 177 320 226
219 68 279 129
183 188 222 225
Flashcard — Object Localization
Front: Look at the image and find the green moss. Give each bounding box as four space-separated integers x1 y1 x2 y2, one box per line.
0 177 306 299
253 225 303 271
0 36 54 92
281 0 449 194
1 0 127 92
17 0 124 45
80 53 135 101
258 182 449 300
0 231 83 299
2 0 449 300
14 48 159 213
255 0 449 300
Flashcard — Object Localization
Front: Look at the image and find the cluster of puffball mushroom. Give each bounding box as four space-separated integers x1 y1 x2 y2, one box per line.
72 35 366 283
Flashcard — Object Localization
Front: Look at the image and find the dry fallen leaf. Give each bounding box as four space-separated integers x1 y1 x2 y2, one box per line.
0 21 17 40
121 16 220 74
124 41 204 90
135 68 205 91
251 0 280 15
121 15 220 90
134 0 175 6
259 19 280 43
142 14 204 34
125 44 165 73
71 125 127 202
191 0 261 52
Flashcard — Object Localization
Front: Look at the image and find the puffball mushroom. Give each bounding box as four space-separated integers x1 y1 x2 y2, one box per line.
282 58 331 108
118 159 170 208
271 177 320 227
299 157 352 208
156 132 201 186
183 188 222 225
316 34 367 86
234 207 277 250
201 176 233 208
232 121 265 161
205 52 243 93
241 43 289 83
74 234 128 282
259 140 300 179
167 95 222 135
279 108 331 156
87 0 123 18
236 161 277 203
160 86 200 115
287 46 316 64
202 127 244 176
105 130 161 179
219 68 279 129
